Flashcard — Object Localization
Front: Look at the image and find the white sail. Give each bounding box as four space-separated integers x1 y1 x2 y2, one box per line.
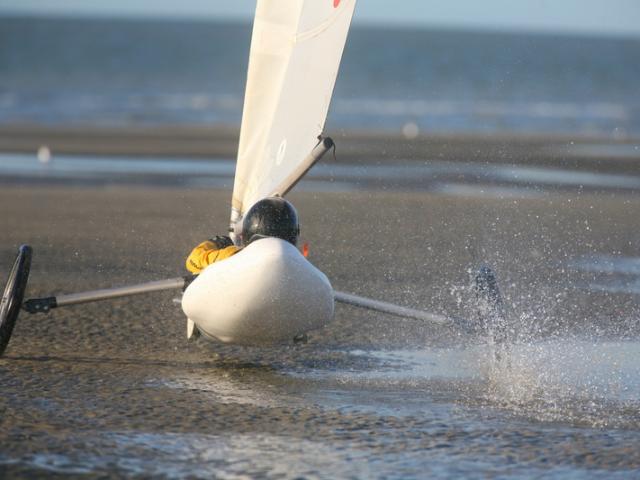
230 0 356 225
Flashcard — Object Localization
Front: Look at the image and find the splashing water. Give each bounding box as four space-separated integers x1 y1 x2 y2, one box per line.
480 338 639 427
339 334 639 429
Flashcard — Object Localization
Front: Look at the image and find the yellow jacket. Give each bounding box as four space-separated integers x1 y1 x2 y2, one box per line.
186 240 240 274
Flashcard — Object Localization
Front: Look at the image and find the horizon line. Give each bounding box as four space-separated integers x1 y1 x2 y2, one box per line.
2 10 640 40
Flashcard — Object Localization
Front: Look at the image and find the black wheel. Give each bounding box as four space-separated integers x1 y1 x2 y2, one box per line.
0 245 32 357
473 265 508 344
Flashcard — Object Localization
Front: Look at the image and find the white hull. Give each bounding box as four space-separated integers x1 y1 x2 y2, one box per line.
181 238 334 345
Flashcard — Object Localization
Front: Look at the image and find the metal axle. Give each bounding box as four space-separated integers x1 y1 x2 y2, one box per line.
23 275 196 314
333 291 454 326
21 274 457 329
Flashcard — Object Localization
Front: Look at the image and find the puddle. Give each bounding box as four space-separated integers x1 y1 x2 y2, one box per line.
571 254 640 295
296 341 640 428
2 153 639 194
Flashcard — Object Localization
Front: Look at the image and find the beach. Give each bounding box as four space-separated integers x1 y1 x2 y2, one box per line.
1 13 640 478
1 138 639 476
2 124 640 171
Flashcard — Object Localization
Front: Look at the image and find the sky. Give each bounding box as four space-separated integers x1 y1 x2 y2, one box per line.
1 0 639 37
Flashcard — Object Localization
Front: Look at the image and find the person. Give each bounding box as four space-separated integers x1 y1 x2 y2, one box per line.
185 197 300 274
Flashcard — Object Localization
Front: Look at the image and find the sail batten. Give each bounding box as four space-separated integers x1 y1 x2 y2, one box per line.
231 0 356 220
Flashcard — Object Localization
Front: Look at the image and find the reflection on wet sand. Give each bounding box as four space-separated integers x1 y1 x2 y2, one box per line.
0 160 639 476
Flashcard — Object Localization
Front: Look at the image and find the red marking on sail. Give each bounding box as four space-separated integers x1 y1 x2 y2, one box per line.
333 0 340 7
302 243 309 258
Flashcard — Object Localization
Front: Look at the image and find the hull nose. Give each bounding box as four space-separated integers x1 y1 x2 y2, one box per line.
182 238 334 345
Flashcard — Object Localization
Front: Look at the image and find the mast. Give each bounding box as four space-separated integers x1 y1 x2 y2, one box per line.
229 0 356 240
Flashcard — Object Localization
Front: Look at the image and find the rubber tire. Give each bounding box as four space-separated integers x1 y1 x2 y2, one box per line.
0 245 32 357
474 265 507 342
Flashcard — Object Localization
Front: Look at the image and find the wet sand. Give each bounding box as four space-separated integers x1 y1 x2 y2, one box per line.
1 151 640 477
2 124 640 173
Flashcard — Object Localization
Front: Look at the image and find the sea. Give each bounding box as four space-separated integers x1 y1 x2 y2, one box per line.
1 15 640 137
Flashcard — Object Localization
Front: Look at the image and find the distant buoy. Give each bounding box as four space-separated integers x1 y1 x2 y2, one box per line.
37 146 51 164
401 122 419 140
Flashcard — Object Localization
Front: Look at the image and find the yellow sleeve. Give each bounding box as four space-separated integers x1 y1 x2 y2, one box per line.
186 241 239 274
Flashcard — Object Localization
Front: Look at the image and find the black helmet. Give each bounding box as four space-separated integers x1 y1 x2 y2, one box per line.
241 197 300 246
